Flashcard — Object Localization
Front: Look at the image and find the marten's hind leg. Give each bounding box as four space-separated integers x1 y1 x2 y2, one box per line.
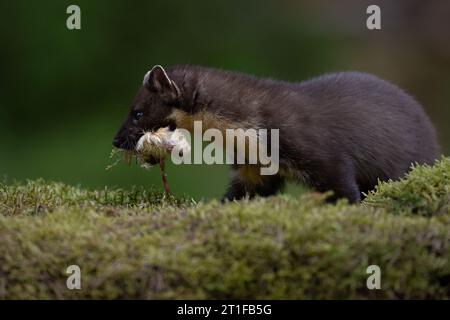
311 161 361 204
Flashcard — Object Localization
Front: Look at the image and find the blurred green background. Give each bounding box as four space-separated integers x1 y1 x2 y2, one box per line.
1 0 449 200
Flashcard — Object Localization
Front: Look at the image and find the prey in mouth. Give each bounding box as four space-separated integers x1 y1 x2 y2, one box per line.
111 127 190 196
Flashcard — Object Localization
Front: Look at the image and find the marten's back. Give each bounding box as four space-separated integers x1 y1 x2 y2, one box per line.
278 72 440 191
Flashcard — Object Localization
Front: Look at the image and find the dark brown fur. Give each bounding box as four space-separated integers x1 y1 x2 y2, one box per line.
113 65 440 203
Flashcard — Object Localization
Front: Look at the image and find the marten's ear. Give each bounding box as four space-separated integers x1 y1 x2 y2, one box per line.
143 65 181 103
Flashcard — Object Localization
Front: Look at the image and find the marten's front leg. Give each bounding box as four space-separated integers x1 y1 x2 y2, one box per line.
253 175 285 197
222 176 247 201
222 166 247 201
222 165 284 201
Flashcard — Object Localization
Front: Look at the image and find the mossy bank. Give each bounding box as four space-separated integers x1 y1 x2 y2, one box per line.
0 158 449 299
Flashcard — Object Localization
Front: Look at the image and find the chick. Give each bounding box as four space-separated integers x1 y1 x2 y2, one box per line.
135 127 190 167
135 127 190 195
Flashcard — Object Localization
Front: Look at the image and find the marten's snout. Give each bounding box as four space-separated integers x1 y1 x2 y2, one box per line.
112 137 123 149
113 127 139 150
113 116 144 150
112 134 137 150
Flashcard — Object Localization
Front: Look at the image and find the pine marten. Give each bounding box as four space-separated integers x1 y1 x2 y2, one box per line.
113 65 440 203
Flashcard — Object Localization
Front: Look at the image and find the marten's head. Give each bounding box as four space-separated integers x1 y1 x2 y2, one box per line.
113 65 181 150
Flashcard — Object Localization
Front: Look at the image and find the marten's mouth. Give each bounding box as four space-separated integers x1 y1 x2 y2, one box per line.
113 134 138 151
116 142 136 151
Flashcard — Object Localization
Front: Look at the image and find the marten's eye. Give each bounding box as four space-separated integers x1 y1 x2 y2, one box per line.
133 112 144 124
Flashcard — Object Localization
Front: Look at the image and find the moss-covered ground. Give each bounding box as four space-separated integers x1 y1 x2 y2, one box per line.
0 158 449 299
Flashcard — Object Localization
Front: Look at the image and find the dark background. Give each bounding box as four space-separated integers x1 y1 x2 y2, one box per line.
1 0 449 200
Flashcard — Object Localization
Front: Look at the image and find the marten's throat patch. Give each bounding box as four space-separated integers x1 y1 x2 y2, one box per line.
168 109 248 133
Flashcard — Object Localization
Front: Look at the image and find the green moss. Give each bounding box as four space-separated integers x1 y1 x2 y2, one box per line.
364 157 450 217
0 158 449 299
0 179 192 216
